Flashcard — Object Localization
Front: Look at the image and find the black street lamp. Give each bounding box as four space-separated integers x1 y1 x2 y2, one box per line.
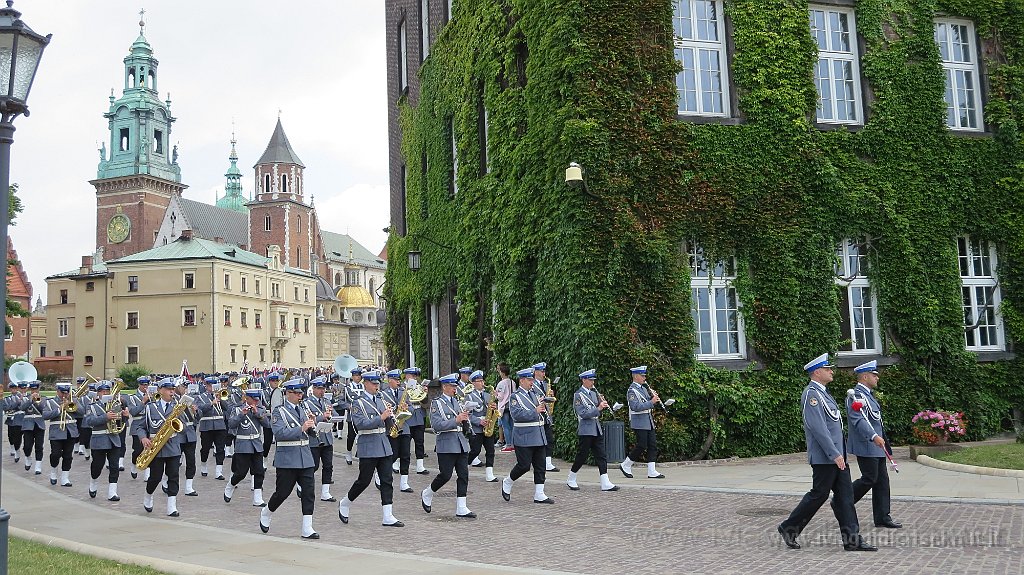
0 2 50 573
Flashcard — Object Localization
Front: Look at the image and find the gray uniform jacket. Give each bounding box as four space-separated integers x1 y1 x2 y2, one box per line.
74 396 91 430
430 394 470 453
228 405 270 454
41 397 79 439
350 392 393 459
302 395 334 447
573 387 603 436
380 386 410 435
467 389 491 435
84 402 122 450
6 394 25 426
271 402 316 469
626 383 655 430
178 395 199 443
802 381 846 465
509 388 547 447
404 380 427 427
126 391 148 436
139 400 184 458
18 397 46 431
846 383 886 458
197 393 228 431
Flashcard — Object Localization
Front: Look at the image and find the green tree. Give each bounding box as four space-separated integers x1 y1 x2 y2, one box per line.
5 183 28 338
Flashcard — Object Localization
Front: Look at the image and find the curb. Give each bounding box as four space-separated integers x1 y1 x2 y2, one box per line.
916 454 1024 478
10 527 251 575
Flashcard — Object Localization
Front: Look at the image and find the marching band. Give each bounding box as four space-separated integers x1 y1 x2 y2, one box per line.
2 358 694 539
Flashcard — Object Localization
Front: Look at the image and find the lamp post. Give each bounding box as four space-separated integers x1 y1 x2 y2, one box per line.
0 2 50 573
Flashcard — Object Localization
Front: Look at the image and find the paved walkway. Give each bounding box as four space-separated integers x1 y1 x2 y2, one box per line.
4 438 1023 575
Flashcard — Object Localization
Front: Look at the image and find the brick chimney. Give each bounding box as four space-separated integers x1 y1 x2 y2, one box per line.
214 237 224 244
79 255 93 275
181 229 193 240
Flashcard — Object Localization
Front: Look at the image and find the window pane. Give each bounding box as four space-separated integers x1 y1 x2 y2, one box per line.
936 23 949 60
816 59 834 120
676 48 698 112
810 10 827 50
696 0 718 41
830 11 850 53
674 0 693 40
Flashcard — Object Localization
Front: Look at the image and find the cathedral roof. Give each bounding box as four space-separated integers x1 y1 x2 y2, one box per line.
336 285 375 308
255 119 305 168
321 230 386 269
111 236 276 269
315 275 339 301
178 198 248 246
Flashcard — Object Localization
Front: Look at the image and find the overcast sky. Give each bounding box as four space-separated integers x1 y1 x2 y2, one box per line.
10 1 388 305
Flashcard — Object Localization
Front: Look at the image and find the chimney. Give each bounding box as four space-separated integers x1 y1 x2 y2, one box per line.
181 229 193 240
214 237 224 244
79 255 93 274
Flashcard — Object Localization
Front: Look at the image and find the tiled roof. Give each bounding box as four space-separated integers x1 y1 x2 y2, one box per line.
255 119 305 168
321 230 386 269
110 236 273 269
178 198 249 247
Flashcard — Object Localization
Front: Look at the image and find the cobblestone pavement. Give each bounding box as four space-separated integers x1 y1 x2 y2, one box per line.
15 445 1024 575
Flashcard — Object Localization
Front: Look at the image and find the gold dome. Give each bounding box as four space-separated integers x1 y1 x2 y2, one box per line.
336 285 375 308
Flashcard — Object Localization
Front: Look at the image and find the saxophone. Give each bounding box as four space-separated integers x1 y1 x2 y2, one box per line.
136 395 195 470
483 385 500 437
106 379 126 434
389 388 412 438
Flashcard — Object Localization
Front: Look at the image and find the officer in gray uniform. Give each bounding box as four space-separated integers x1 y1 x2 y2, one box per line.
778 353 875 551
174 381 200 496
74 378 93 460
341 368 363 464
421 373 475 518
197 376 229 479
262 373 284 458
85 381 130 501
42 383 79 487
381 369 413 491
303 377 336 502
532 362 559 472
846 360 902 529
125 377 152 479
466 370 498 482
5 382 24 462
501 367 554 504
568 369 618 492
619 366 664 479
225 387 270 507
19 381 46 474
402 367 430 475
139 378 186 517
338 371 404 527
260 378 319 539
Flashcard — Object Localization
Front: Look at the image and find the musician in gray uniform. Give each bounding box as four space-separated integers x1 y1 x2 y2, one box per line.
304 377 337 502
501 367 554 504
618 366 665 479
42 383 79 487
568 369 618 492
198 376 229 480
381 369 413 492
337 371 404 527
341 368 364 464
138 378 185 517
466 370 498 482
175 381 200 496
421 374 476 518
225 388 270 507
74 378 93 460
403 367 430 475
125 377 152 480
19 381 46 475
260 379 319 539
261 373 283 458
85 381 129 501
5 382 24 462
532 362 560 472
778 353 875 551
846 360 901 529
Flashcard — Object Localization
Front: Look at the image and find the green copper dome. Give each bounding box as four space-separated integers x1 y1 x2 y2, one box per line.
216 136 248 213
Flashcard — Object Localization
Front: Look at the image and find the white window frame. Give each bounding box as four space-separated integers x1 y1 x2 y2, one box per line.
126 311 139 330
183 307 196 327
482 106 490 174
835 238 881 355
689 243 745 360
673 0 730 117
183 271 195 290
451 120 459 196
126 346 139 364
935 18 982 131
421 0 430 62
959 236 1004 351
58 318 68 338
810 6 863 125
399 18 409 93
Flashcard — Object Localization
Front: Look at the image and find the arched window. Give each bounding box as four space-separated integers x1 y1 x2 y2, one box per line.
334 272 341 287
148 69 156 90
128 67 136 88
264 174 271 193
297 214 301 234
264 214 272 232
281 174 288 194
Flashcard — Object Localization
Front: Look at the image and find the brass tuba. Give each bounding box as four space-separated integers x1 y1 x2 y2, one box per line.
136 395 195 471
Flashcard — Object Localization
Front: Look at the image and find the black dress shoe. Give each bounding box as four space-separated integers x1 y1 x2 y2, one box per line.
108 495 120 502
302 532 320 540
875 519 903 529
161 486 168 494
185 491 199 497
89 490 97 499
487 477 498 483
201 472 208 477
416 470 430 475
321 496 337 502
602 486 620 492
471 462 483 468
338 510 349 524
167 511 180 518
346 460 353 465
778 525 800 549
392 468 399 474
61 482 73 488
144 504 153 513
844 541 878 552
118 466 124 471
422 499 431 513
50 478 57 486
547 466 560 472
647 473 666 479
34 470 41 475
400 487 413 493
131 472 138 479
567 484 580 491
382 520 405 527
618 465 633 479
260 519 270 533
501 487 511 502
215 475 225 481
456 511 477 519
533 497 555 504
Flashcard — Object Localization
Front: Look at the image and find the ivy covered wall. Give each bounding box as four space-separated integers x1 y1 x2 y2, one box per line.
385 0 1024 459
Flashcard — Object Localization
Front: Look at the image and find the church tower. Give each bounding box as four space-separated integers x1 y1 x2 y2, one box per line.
91 15 186 261
247 119 323 273
215 132 248 213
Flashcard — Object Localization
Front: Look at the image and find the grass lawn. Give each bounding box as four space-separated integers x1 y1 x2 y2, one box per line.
934 443 1024 471
10 537 169 575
